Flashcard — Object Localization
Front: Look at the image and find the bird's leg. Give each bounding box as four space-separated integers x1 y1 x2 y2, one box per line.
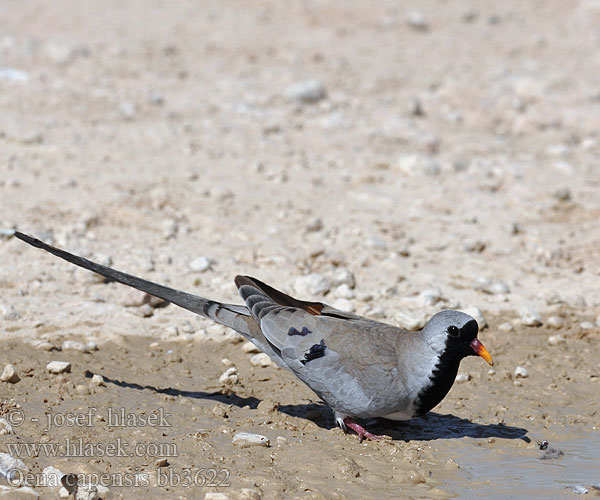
342 417 387 442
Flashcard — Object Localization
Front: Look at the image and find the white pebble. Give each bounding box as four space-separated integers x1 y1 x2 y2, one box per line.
514 366 529 378
46 361 71 374
580 321 595 330
548 335 565 346
294 273 331 296
547 316 564 329
219 367 239 385
242 342 260 354
221 358 234 367
232 432 270 448
0 303 19 320
0 364 19 384
285 79 326 103
189 256 213 272
455 373 471 383
0 452 30 485
406 11 429 31
250 353 273 367
61 340 88 352
0 418 14 435
90 374 105 386
205 493 230 500
498 322 513 332
333 283 355 299
331 269 356 288
460 307 486 329
395 311 426 331
520 307 542 327
332 298 354 312
42 466 64 488
417 287 444 306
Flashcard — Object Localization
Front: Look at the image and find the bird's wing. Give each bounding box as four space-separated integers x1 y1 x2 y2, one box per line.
235 275 408 416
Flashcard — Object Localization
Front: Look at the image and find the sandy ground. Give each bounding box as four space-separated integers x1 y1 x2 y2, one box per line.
1 1 599 498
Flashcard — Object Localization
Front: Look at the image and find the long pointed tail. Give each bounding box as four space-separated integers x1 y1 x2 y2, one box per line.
13 231 254 336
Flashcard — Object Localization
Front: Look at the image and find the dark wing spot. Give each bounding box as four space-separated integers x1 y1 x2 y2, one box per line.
288 326 312 336
300 339 326 365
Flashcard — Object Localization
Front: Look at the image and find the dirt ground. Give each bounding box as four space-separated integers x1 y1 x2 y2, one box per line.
1 1 599 499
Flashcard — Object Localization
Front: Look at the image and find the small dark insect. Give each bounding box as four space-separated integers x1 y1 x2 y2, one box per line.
537 440 549 450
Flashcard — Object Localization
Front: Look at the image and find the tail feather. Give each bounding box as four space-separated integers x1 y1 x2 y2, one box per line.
14 232 252 335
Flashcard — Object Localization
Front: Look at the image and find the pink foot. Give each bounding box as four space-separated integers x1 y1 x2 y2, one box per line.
343 417 387 442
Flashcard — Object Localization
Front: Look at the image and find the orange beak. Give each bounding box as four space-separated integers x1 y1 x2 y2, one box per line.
470 338 493 366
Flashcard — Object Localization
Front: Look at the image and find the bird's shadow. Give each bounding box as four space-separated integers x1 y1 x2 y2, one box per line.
91 372 529 443
278 402 530 442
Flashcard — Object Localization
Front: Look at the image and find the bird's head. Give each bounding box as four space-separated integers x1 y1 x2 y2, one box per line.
421 310 493 366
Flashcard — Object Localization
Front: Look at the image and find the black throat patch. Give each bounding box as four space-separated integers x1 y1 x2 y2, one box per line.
413 336 469 417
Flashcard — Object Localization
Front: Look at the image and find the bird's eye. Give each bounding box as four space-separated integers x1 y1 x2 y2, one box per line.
447 326 459 337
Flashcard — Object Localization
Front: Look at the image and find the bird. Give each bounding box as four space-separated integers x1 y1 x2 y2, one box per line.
13 231 493 441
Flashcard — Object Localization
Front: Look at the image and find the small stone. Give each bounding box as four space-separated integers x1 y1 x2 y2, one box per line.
135 304 154 317
242 342 260 353
332 298 354 312
552 188 572 201
395 311 426 331
294 273 330 296
189 256 213 272
61 340 88 352
580 321 595 330
455 373 471 383
498 322 513 332
548 334 565 346
42 466 64 488
520 307 542 327
547 316 564 329
566 485 588 495
366 306 385 318
86 341 98 351
514 366 529 378
0 452 30 485
118 101 136 120
154 458 169 468
488 281 510 295
76 384 90 395
0 303 19 320
90 374 105 386
236 489 261 500
460 307 486 329
204 493 229 500
46 361 71 374
219 367 239 385
36 342 55 351
0 364 19 383
0 485 39 499
0 67 29 83
276 436 287 446
221 358 234 367
417 287 444 306
463 240 486 253
331 269 355 288
285 79 326 104
333 283 355 299
406 11 429 31
232 432 269 448
250 353 273 367
0 418 14 435
305 218 323 232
